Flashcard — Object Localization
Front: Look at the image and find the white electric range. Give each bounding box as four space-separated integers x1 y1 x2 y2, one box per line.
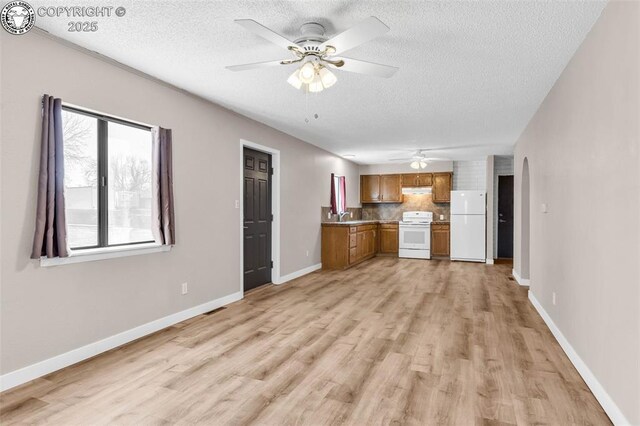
398 211 433 259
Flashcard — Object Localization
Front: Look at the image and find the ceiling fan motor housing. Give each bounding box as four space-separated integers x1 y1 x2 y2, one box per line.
295 22 328 50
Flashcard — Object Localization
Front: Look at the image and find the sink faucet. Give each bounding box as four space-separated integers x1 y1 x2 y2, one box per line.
338 211 350 222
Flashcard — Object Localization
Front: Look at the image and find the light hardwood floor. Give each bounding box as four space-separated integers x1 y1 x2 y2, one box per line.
1 258 610 425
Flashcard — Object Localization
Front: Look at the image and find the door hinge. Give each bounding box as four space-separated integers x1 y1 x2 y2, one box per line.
269 167 274 176
271 214 274 221
270 260 273 268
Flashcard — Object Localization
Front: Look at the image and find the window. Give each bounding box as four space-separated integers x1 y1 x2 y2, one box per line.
62 106 154 250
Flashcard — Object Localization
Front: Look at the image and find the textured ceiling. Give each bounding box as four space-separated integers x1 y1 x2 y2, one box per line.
31 0 606 164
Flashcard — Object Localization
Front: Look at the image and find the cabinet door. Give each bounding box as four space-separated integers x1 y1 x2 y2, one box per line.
431 224 450 256
360 175 380 203
380 174 402 202
379 227 399 254
432 172 452 203
401 174 418 187
417 173 433 186
356 231 366 260
370 228 378 256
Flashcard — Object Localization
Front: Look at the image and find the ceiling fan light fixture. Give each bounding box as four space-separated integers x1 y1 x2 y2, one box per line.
308 73 324 93
420 161 428 169
318 66 337 88
287 69 303 90
299 62 316 84
410 161 420 170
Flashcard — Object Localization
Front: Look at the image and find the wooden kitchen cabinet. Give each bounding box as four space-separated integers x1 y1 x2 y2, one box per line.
378 223 399 254
401 173 433 187
360 174 402 203
360 175 380 203
431 223 450 257
322 223 378 269
432 172 452 203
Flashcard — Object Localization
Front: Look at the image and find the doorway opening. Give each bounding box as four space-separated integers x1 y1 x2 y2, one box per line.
239 140 281 295
497 175 514 259
521 158 531 281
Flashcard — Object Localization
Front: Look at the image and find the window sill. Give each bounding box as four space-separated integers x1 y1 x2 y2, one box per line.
40 243 171 267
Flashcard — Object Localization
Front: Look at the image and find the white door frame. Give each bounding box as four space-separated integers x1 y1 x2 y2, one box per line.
239 139 281 296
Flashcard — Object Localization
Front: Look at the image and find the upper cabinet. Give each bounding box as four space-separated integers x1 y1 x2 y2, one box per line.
360 174 402 203
401 173 433 187
360 175 380 203
432 172 452 203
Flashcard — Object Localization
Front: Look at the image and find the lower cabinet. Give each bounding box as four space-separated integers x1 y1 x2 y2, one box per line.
322 223 389 270
431 223 450 257
378 223 399 254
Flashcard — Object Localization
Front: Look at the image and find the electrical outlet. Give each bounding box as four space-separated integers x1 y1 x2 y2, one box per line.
181 282 188 295
234 200 239 209
552 292 556 305
327 212 331 219
541 203 548 213
350 212 353 218
306 250 309 257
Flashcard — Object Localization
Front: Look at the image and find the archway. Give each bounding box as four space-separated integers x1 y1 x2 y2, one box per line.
521 158 530 280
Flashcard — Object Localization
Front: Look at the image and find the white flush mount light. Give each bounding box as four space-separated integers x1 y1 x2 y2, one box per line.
410 160 428 170
287 61 337 93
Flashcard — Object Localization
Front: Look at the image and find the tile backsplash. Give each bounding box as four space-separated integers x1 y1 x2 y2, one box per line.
321 206 363 222
362 194 450 221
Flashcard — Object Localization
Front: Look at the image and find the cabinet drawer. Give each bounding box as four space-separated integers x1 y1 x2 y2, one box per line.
349 226 357 234
431 223 450 231
349 234 357 248
349 247 357 263
357 224 377 232
379 223 398 229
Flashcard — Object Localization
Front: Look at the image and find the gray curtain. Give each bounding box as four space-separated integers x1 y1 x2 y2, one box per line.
151 127 175 245
31 95 69 259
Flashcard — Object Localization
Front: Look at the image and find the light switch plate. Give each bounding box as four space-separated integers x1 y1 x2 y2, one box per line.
541 203 548 213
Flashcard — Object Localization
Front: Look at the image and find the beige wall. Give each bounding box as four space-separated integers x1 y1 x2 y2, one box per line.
513 1 639 423
0 31 359 374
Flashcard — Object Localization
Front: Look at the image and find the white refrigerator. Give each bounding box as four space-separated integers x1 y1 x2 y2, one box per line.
450 191 486 262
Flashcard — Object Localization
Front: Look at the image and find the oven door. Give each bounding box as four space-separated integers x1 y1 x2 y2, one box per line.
399 224 430 250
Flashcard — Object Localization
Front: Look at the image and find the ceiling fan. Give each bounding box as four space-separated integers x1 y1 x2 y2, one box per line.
226 17 399 93
389 151 451 170
390 144 495 169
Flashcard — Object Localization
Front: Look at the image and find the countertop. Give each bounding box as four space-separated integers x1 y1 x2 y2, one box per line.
321 220 399 227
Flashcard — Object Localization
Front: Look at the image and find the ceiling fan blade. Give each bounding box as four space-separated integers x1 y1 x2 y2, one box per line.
234 19 300 51
226 59 287 72
331 57 398 78
320 16 390 56
388 157 413 161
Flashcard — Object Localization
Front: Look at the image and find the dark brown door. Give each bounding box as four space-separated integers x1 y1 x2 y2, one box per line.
498 175 514 258
243 148 272 291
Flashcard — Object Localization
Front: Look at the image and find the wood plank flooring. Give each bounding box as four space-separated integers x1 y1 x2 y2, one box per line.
0 258 611 425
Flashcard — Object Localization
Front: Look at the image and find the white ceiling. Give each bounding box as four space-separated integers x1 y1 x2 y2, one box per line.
32 0 606 164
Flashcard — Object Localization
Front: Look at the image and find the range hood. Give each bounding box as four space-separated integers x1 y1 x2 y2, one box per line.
402 187 432 195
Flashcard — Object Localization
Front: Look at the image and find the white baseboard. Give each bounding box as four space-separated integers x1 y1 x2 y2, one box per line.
512 268 530 286
528 291 630 426
273 263 321 285
0 291 243 392
485 258 494 265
